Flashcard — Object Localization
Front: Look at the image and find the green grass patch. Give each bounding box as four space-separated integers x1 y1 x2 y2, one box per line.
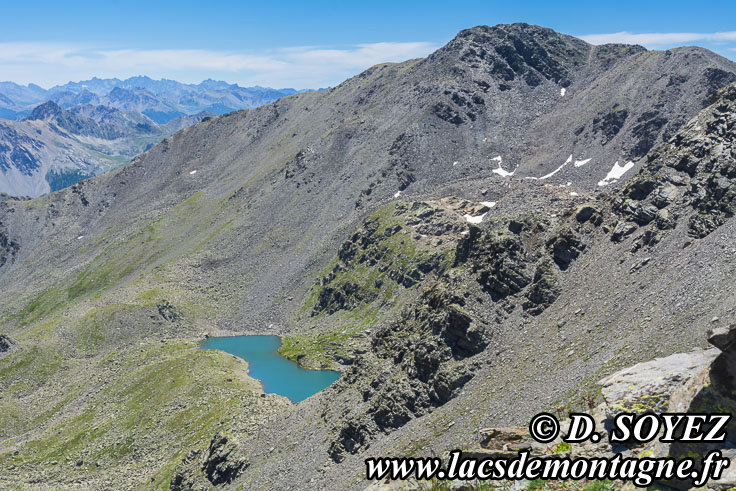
0 340 275 487
278 326 362 369
553 441 571 453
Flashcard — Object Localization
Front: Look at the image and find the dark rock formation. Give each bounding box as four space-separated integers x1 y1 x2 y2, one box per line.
523 258 561 314
614 84 736 242
170 433 248 490
0 224 19 269
0 334 13 353
457 229 531 299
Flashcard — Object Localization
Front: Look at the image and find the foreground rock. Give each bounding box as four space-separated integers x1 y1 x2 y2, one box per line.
587 325 736 489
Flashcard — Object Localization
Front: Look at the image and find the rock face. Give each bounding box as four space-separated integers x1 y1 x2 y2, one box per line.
449 328 736 490
320 198 605 464
0 223 19 268
598 348 718 418
614 84 736 242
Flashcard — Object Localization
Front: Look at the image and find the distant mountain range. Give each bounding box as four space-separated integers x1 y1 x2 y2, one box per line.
0 77 310 196
0 76 305 122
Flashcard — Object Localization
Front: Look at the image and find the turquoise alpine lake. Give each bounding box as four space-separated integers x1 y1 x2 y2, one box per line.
200 335 341 403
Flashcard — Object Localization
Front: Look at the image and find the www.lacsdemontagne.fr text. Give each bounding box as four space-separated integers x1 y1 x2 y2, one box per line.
365 449 729 487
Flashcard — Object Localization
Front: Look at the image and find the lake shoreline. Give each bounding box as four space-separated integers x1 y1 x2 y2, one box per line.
200 335 341 403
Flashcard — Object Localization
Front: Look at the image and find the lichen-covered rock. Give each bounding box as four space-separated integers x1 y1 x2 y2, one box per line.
591 324 736 489
598 348 718 418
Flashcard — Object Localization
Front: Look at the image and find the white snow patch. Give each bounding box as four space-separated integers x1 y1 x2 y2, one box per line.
598 161 635 187
452 161 459 166
539 155 573 180
574 158 591 168
569 192 579 197
491 155 517 177
77 235 84 240
189 170 197 175
560 88 566 96
464 213 487 224
393 190 402 198
461 230 470 236
481 201 496 208
493 167 515 177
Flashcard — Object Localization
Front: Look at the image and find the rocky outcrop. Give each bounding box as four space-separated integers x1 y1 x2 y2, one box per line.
170 433 248 490
598 324 736 489
156 300 180 322
0 223 19 269
328 284 479 463
523 258 561 314
614 83 736 242
310 202 460 316
456 228 532 300
0 334 14 355
324 204 600 464
569 325 736 489
329 290 478 462
443 326 735 490
449 23 590 89
593 103 629 145
546 226 585 269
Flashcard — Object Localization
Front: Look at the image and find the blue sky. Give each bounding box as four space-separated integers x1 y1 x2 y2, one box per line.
2 0 735 89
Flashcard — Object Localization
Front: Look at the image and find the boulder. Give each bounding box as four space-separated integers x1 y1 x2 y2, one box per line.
593 323 736 489
574 203 601 224
707 324 736 351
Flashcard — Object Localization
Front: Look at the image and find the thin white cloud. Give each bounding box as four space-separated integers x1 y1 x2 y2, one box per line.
0 41 440 90
580 31 736 47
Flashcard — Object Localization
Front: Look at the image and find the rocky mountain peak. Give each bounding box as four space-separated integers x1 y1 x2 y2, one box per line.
433 23 593 87
24 100 63 121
